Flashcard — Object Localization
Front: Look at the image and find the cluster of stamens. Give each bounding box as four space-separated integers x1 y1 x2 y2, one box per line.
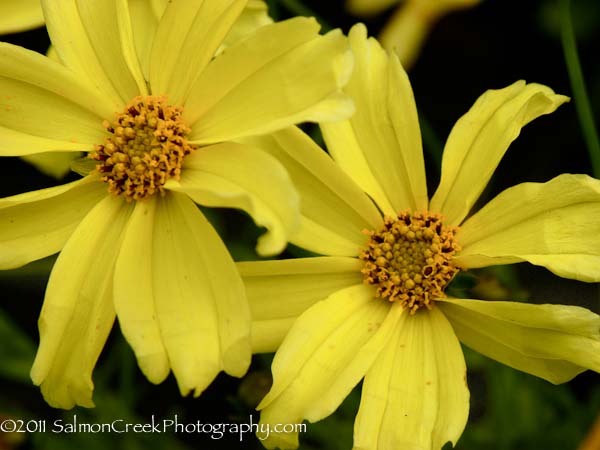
91 95 196 201
360 211 461 314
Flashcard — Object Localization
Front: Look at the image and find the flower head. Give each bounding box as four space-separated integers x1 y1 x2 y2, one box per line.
238 24 600 450
16 0 273 179
0 0 353 408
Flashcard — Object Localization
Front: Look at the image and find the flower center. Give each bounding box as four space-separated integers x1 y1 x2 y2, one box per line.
360 211 461 314
91 95 196 201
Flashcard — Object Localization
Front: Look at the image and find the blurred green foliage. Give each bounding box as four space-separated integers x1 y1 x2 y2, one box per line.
1 0 600 449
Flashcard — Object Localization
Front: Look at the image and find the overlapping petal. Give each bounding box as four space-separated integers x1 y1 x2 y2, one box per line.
221 0 272 47
149 192 251 394
240 127 382 257
185 18 353 144
149 0 246 105
0 43 112 155
455 174 600 281
238 257 363 353
165 142 300 256
128 0 159 80
430 81 569 226
42 0 142 106
258 285 400 450
321 24 428 216
354 307 469 450
0 176 107 269
113 198 169 384
20 152 80 179
439 298 600 384
0 0 44 34
30 195 133 408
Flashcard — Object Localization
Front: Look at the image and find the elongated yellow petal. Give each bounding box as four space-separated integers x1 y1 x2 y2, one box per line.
113 198 169 384
258 285 398 450
0 177 107 270
166 142 300 256
41 0 136 106
115 0 149 95
354 307 469 450
455 174 600 281
0 0 44 34
0 43 112 155
378 0 481 68
240 127 382 257
346 0 399 16
321 24 428 215
128 0 159 80
30 195 133 409
438 298 600 384
149 0 246 105
20 152 80 179
221 0 272 47
430 81 569 226
152 193 251 394
129 0 270 80
186 19 353 144
238 256 363 353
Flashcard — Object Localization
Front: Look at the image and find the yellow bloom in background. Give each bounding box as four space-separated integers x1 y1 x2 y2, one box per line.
13 0 272 179
238 25 600 449
346 0 481 69
0 0 353 409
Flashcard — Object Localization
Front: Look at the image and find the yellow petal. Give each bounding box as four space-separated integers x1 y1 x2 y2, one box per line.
238 256 363 353
152 192 251 395
0 42 112 155
130 0 269 80
186 19 353 144
430 81 569 226
20 151 81 179
41 0 137 106
258 285 399 450
149 0 246 106
321 24 428 215
30 195 133 409
455 174 600 281
354 307 469 450
346 0 399 16
0 0 44 34
115 0 149 96
240 127 382 257
221 0 272 47
378 0 482 68
113 198 170 384
128 0 160 80
0 176 107 270
439 298 600 384
166 142 300 256
378 1 430 69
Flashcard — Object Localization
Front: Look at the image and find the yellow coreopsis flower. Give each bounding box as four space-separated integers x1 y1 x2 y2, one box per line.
0 0 353 409
346 0 481 69
14 0 272 179
237 24 600 449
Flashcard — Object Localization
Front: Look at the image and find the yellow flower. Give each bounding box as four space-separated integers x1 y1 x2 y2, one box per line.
346 0 481 69
16 0 272 179
0 0 353 409
237 24 600 449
